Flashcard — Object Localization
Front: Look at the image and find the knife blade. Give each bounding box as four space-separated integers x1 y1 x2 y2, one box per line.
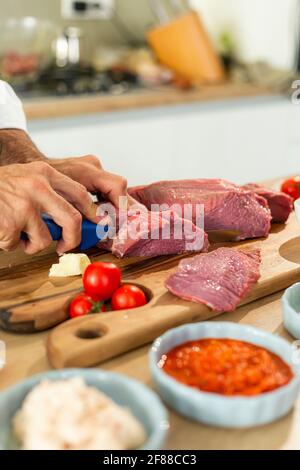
169 0 186 14
149 0 170 24
206 230 241 243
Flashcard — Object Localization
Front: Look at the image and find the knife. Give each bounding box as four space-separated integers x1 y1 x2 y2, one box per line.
169 0 186 14
207 230 241 243
151 0 187 21
149 0 170 24
21 214 109 251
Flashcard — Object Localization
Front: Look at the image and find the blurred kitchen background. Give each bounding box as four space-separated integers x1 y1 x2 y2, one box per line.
1 0 300 185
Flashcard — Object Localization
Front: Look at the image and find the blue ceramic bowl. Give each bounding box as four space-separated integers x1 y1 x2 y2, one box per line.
150 322 300 428
0 369 168 450
282 282 300 339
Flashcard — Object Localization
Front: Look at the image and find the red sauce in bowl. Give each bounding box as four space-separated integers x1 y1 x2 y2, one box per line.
161 338 293 396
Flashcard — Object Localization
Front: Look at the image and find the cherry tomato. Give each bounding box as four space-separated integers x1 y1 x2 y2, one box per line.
83 262 121 301
69 293 93 319
91 300 108 313
111 284 147 311
101 303 107 313
69 292 108 318
281 177 300 202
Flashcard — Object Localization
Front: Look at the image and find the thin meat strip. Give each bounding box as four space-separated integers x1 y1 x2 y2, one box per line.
98 203 209 258
165 247 261 312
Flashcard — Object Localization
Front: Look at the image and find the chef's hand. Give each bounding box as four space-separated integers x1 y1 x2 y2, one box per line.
0 162 95 254
48 155 135 209
0 130 133 209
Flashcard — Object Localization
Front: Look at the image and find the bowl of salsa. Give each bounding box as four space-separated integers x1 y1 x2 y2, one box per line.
149 322 300 428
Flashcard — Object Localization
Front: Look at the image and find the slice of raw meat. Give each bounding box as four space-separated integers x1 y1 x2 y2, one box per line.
129 179 272 240
98 203 209 258
243 183 293 223
165 247 261 312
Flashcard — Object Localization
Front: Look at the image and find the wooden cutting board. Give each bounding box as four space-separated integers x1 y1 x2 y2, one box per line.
47 215 300 369
1 212 300 369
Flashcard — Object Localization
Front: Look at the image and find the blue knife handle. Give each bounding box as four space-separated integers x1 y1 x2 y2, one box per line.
21 216 62 242
43 216 63 241
21 215 109 251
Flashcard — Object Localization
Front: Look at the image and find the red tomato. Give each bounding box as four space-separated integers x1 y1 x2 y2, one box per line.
69 293 93 319
111 284 147 311
83 262 121 301
281 177 300 202
69 293 108 318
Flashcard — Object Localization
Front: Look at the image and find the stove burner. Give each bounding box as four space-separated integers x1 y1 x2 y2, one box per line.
37 64 138 96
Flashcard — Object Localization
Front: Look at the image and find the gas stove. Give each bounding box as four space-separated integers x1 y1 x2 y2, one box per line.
15 64 139 97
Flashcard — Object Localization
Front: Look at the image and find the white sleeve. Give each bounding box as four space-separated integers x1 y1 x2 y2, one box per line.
0 80 27 131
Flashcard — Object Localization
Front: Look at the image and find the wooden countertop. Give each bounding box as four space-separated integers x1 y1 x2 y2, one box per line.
1 288 299 450
23 83 273 121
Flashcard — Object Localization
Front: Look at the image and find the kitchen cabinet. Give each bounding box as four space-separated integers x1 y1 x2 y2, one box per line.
28 94 298 186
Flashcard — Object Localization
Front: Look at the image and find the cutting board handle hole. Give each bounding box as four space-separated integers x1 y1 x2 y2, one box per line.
279 237 300 264
76 328 106 340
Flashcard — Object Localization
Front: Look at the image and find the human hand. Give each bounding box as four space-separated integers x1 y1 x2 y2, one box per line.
49 155 134 209
0 161 96 254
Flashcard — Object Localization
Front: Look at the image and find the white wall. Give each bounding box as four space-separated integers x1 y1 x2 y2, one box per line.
190 0 299 70
29 96 299 187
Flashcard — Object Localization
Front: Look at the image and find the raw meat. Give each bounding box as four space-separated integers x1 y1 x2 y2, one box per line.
243 183 293 223
165 247 261 312
129 179 272 240
98 203 209 258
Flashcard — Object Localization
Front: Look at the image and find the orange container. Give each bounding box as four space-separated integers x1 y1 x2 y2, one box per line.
147 10 225 84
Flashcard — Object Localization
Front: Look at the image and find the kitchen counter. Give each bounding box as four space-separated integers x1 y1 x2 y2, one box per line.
23 82 272 121
1 287 299 450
